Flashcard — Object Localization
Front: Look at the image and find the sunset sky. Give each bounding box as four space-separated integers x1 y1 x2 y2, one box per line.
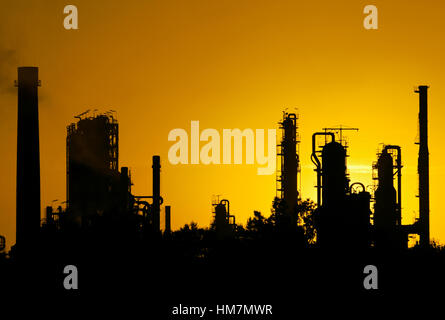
1 0 445 250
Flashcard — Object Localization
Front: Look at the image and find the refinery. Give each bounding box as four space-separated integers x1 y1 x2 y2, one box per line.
0 67 433 253
0 67 443 297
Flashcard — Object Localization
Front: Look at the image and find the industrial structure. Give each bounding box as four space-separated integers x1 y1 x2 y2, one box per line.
8 64 433 267
310 128 372 248
368 86 431 249
273 94 431 249
309 87 431 249
66 112 121 227
152 155 161 234
44 111 168 240
373 145 404 248
277 112 300 228
416 86 430 248
212 199 236 240
15 67 41 255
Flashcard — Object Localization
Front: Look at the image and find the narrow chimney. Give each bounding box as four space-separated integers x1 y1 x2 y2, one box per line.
415 85 430 248
152 155 161 233
16 67 41 253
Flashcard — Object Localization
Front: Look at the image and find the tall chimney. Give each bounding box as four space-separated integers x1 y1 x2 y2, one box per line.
152 155 161 233
15 67 41 253
415 85 430 248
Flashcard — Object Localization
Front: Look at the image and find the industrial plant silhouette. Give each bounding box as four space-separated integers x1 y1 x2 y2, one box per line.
1 67 444 307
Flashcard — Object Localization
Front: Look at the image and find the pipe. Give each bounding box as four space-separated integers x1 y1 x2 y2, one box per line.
311 132 335 207
219 199 235 225
384 145 402 226
134 200 150 219
133 195 164 204
349 182 365 194
220 199 230 216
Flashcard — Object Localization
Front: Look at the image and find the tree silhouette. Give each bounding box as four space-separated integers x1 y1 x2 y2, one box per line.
297 199 318 245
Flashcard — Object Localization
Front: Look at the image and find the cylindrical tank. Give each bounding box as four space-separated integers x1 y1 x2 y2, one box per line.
322 141 347 207
348 190 372 248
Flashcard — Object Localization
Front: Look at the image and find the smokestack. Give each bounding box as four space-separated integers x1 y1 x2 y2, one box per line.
15 67 41 253
165 205 171 234
415 85 430 248
152 155 161 233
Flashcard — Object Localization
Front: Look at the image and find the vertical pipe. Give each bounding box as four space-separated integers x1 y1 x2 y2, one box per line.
165 205 171 234
311 132 335 208
152 155 161 233
16 67 41 254
416 85 430 248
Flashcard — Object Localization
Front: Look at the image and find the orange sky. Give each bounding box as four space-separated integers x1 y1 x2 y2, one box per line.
1 0 445 250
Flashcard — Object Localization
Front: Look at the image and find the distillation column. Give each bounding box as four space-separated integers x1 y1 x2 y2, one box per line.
279 113 299 227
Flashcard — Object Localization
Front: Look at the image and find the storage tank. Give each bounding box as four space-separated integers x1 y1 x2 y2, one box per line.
348 183 372 248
